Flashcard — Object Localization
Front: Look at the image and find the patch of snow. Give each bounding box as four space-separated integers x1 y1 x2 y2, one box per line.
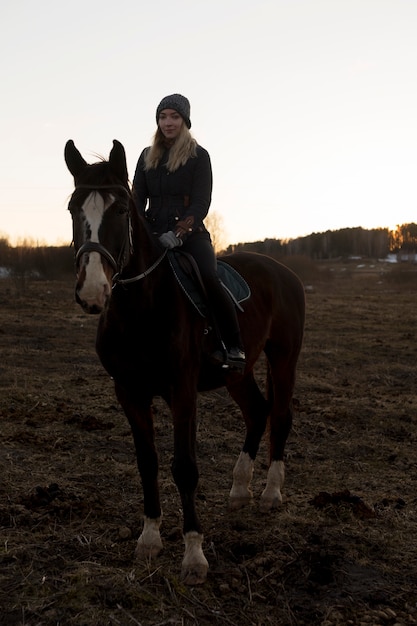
383 254 398 264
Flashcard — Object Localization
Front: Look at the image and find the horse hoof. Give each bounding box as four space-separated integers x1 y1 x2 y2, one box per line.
135 537 163 560
181 563 208 585
229 496 251 511
259 494 282 512
181 531 208 584
135 516 163 559
260 461 285 512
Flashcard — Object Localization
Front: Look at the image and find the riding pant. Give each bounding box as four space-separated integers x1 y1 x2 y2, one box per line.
181 233 243 351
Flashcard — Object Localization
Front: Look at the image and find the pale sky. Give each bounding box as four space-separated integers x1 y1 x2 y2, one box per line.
1 0 416 247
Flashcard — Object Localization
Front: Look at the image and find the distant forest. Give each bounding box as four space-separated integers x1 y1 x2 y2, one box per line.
223 223 417 260
0 223 416 280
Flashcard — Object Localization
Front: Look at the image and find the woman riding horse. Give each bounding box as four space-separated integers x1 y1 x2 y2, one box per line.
132 94 245 371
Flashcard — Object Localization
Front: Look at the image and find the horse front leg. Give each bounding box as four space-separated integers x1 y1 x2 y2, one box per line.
114 384 163 559
170 390 208 585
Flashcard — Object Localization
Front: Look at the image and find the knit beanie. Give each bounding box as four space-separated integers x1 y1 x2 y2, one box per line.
156 94 191 129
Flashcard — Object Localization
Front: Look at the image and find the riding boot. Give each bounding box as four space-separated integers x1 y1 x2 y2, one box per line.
207 283 246 371
180 234 245 371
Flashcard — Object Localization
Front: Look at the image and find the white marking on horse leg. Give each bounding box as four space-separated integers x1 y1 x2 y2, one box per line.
181 531 209 585
260 460 285 511
135 516 163 559
229 451 254 510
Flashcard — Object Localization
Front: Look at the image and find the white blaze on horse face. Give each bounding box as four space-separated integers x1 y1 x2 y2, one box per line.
78 192 115 310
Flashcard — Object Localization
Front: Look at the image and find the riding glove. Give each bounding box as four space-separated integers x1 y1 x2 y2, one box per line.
159 231 183 249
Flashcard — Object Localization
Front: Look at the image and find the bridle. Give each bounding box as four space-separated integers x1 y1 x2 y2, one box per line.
72 184 167 286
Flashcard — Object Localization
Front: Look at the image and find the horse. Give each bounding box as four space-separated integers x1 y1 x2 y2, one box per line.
64 139 305 585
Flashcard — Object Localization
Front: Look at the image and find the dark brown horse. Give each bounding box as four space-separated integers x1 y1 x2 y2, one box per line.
64 139 305 584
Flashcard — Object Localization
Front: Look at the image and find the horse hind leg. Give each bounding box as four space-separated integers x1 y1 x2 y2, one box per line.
260 458 286 512
260 349 296 512
229 450 255 509
227 373 269 510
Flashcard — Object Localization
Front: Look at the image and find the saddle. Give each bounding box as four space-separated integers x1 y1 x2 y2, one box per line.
167 250 251 317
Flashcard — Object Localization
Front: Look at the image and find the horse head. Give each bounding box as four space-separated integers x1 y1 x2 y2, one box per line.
65 140 132 314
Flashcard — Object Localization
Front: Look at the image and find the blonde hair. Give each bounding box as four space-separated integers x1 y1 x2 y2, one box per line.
144 125 197 173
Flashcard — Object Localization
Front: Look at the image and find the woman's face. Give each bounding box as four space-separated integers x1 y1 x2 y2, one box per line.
158 109 183 140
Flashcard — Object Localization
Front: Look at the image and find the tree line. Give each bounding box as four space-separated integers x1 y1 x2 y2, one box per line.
0 223 415 280
222 223 417 260
0 238 74 279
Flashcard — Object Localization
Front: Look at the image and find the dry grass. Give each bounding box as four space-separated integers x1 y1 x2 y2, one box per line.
1 262 416 625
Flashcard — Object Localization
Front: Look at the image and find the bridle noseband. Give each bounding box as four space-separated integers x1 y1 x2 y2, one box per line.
72 183 167 286
75 240 119 274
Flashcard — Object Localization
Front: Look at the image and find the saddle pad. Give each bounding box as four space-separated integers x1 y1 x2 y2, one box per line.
168 252 251 317
217 260 251 307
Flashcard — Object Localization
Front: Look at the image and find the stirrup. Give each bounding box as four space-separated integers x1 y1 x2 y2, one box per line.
226 347 246 372
210 347 246 373
210 348 228 368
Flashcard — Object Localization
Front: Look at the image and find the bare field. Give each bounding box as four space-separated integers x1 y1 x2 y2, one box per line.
1 261 416 625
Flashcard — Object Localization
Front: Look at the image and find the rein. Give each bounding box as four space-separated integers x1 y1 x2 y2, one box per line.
73 183 167 286
112 249 168 287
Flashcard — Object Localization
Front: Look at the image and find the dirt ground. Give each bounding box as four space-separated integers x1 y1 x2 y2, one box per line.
1 260 416 626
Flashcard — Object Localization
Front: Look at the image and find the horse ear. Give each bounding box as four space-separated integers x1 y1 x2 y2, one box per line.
109 140 128 185
65 140 88 178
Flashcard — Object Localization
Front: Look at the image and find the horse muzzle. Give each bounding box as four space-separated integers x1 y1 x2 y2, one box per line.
75 290 109 314
75 269 112 314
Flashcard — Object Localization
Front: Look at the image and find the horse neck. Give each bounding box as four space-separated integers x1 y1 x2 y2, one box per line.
125 203 164 276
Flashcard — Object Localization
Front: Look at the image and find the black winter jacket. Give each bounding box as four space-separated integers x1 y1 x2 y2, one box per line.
132 145 213 238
